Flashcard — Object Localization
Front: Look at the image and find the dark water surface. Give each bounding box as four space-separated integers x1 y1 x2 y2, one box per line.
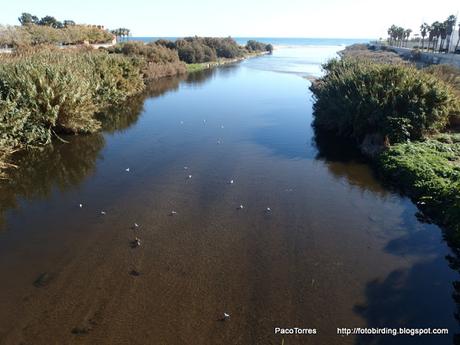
0 48 458 345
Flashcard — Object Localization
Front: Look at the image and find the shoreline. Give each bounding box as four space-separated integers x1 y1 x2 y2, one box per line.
186 51 269 73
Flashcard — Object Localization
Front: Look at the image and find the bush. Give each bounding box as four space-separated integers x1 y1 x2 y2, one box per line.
107 41 187 80
0 24 114 47
310 58 460 147
246 40 272 52
0 48 144 150
378 138 460 238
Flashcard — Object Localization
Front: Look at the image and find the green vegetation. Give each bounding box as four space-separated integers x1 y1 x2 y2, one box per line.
107 41 187 80
153 37 271 64
0 47 144 164
310 58 459 149
0 24 114 47
386 14 459 53
311 54 460 243
378 135 460 239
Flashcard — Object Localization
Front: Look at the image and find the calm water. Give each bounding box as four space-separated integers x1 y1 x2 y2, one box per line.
0 45 458 345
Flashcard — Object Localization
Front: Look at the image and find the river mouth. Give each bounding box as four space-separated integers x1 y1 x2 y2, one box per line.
0 48 457 344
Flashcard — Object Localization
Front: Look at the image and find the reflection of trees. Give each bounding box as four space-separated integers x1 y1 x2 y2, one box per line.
313 129 389 196
0 134 105 229
0 70 218 231
184 68 216 85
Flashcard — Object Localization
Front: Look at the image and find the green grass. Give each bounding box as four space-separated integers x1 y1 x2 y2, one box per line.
377 134 460 241
186 63 210 73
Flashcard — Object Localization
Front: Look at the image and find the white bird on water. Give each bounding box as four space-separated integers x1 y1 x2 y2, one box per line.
79 203 83 208
223 312 230 321
184 166 189 170
265 207 271 212
125 168 130 172
229 180 234 184
170 211 178 216
133 223 140 228
188 174 192 179
237 204 244 210
100 211 106 215
132 237 141 247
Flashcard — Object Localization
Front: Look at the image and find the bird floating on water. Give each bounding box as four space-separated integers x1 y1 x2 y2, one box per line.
221 312 230 321
184 166 189 170
79 203 83 208
133 223 140 228
125 168 130 172
217 139 222 144
188 175 192 179
229 180 234 184
237 205 244 210
131 237 141 248
100 211 106 215
170 211 178 216
265 207 271 212
180 121 184 125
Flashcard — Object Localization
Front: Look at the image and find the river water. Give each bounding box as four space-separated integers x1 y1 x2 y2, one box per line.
0 45 458 345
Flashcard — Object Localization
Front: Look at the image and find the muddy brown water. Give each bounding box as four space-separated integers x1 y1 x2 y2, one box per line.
0 49 458 345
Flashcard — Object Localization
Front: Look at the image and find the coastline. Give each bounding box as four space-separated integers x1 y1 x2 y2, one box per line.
186 51 269 73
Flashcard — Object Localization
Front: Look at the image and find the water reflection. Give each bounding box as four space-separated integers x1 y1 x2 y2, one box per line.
313 129 389 196
0 134 104 229
0 71 218 231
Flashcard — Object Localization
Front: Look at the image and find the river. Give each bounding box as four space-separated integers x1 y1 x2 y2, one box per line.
0 44 458 345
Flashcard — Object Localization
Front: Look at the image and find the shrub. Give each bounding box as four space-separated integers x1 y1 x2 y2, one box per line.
245 40 272 52
0 48 144 150
310 58 460 147
378 138 460 237
107 41 187 79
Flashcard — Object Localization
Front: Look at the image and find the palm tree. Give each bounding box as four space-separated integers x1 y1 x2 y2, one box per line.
430 21 442 51
404 29 412 47
455 23 460 53
445 15 456 52
420 23 429 50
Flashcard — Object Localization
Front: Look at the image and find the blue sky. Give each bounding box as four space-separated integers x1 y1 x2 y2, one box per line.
1 0 459 38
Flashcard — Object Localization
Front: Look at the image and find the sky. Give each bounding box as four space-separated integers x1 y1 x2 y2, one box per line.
1 0 459 38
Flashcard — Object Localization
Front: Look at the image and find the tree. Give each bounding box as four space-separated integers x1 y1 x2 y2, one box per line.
111 28 130 41
455 23 460 52
63 20 76 27
404 29 412 47
444 15 456 52
18 12 38 25
420 23 429 50
38 15 63 29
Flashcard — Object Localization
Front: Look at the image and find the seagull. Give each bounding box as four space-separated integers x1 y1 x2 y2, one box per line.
265 207 271 212
133 223 140 228
79 203 83 208
170 211 178 216
237 205 244 210
125 168 130 172
188 174 192 179
130 237 141 248
183 166 189 170
229 180 234 184
222 312 231 321
100 211 106 215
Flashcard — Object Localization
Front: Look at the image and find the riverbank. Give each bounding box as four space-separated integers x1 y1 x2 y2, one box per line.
0 38 272 178
186 51 269 73
311 45 460 246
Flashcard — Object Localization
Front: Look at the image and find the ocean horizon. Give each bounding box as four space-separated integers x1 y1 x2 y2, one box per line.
128 37 372 47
